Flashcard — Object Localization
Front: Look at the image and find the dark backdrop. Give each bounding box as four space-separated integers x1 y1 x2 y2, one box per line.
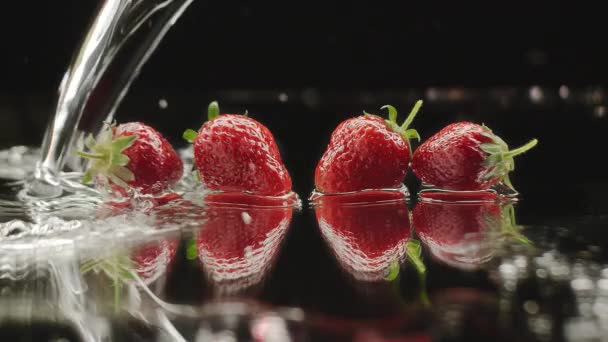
3 1 607 90
0 1 607 218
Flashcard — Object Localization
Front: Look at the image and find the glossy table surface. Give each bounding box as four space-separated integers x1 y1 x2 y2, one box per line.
0 87 607 341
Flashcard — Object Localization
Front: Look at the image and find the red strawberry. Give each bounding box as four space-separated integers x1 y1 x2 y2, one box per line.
196 193 292 293
77 122 183 195
184 101 291 196
412 198 529 270
411 122 537 191
315 101 423 193
313 191 411 281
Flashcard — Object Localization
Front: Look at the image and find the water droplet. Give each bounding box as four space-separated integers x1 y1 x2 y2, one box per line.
301 88 320 108
425 87 439 101
559 85 570 99
158 98 168 109
241 212 252 225
529 86 543 103
594 106 606 119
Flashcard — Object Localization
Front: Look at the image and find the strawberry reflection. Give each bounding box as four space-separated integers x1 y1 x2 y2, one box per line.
130 238 179 285
412 194 529 270
196 193 293 295
313 191 411 281
79 232 180 314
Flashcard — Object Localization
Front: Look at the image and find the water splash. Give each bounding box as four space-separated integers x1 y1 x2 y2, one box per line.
0 146 40 180
34 0 194 197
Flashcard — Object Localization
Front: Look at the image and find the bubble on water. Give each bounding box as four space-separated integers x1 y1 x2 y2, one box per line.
524 300 540 315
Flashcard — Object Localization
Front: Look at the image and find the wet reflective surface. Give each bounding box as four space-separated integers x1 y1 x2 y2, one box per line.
1 87 608 341
1 185 606 341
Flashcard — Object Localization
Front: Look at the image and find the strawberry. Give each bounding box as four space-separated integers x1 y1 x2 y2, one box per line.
77 122 183 195
313 191 411 281
183 101 291 196
196 193 292 291
411 122 537 191
315 100 423 193
412 198 529 269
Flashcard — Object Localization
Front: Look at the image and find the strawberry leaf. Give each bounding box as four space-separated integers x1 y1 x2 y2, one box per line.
112 135 137 152
382 100 424 157
404 128 421 142
112 165 135 183
381 105 398 123
384 261 400 281
113 154 130 167
75 125 139 188
479 131 538 191
480 143 502 154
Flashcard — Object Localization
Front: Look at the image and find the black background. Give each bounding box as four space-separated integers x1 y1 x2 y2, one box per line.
3 1 608 89
0 3 608 339
0 0 607 219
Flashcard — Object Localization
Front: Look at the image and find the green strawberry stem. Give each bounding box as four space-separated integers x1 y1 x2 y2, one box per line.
503 174 515 191
381 100 424 156
418 271 430 306
183 100 223 143
77 152 105 160
183 129 197 143
76 127 137 187
500 205 532 246
81 256 140 314
208 101 220 121
186 238 198 260
405 239 430 307
479 129 539 191
400 99 423 132
503 139 538 159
